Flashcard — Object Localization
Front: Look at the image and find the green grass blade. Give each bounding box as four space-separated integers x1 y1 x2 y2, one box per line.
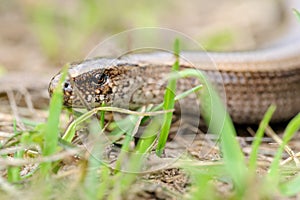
248 105 276 172
268 113 300 179
84 120 104 200
156 38 180 156
278 114 300 197
174 85 202 101
97 166 111 199
136 116 162 154
99 102 106 129
7 150 22 183
40 65 67 176
218 110 247 196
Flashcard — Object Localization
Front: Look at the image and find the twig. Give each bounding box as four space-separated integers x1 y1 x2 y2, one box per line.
5 90 25 130
265 125 299 167
0 148 80 166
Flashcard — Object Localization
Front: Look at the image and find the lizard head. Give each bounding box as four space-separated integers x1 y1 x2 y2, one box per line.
48 58 139 108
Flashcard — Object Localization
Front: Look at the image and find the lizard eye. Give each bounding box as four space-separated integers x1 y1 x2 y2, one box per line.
92 73 108 85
